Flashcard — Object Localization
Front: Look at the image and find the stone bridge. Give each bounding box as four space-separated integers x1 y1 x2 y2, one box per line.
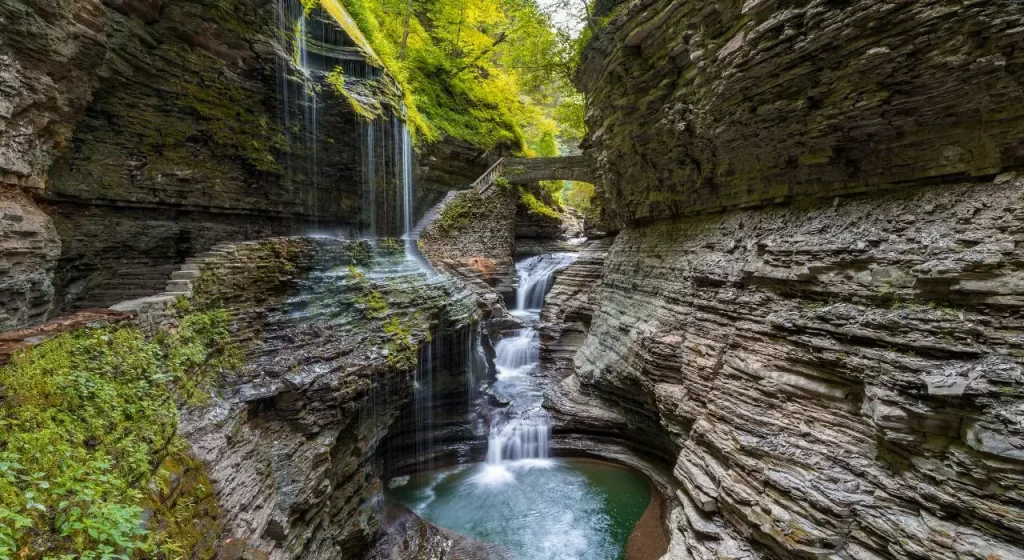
472 155 596 194
502 156 595 185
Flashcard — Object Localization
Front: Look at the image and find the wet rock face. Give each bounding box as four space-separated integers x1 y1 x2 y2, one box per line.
539 238 613 378
0 0 404 328
149 237 479 558
549 177 1024 559
579 0 1024 224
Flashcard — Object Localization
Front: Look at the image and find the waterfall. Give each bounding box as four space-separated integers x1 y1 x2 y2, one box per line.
414 341 434 473
362 120 377 237
494 328 539 376
514 253 577 314
400 121 414 255
485 416 550 464
476 253 577 485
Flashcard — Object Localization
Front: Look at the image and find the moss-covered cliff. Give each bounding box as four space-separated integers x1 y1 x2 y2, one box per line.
1 236 480 558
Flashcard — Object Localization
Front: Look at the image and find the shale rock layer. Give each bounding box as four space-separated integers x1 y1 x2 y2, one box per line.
120 237 478 558
550 177 1024 559
580 0 1024 224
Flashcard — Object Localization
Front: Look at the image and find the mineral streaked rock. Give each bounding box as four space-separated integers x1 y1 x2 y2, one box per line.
579 0 1024 224
420 186 519 315
548 178 1024 559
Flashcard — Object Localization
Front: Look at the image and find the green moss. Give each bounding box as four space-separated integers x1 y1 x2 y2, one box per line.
0 310 240 558
346 264 430 369
518 186 561 218
383 316 421 370
348 240 376 267
142 447 221 560
434 196 474 234
326 67 382 121
377 238 405 256
177 78 291 173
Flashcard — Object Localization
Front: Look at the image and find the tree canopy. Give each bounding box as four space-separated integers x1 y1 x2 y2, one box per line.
330 0 587 153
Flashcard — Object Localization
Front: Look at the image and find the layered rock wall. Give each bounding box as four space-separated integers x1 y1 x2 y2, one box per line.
1 0 406 327
579 0 1024 224
116 237 478 558
420 186 519 310
0 0 110 328
539 237 613 377
549 176 1024 559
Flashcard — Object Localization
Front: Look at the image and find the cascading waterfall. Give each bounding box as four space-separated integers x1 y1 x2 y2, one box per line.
477 252 577 484
388 249 655 559
514 253 578 314
276 0 406 236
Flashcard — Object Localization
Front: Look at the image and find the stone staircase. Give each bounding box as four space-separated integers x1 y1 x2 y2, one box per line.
111 244 239 315
408 190 461 241
410 157 510 241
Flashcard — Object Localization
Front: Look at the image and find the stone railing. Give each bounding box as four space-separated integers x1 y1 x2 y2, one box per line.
502 156 594 185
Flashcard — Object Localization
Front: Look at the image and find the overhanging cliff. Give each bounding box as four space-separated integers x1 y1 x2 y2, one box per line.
579 0 1024 225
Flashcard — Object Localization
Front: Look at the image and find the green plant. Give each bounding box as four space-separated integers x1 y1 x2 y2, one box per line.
433 195 473 234
518 187 560 218
0 310 238 558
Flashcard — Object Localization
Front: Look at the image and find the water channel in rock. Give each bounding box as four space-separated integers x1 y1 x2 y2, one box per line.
389 252 655 560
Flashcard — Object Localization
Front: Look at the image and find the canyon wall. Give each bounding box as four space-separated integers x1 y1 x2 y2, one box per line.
124 237 479 558
0 0 415 328
551 178 1024 559
580 0 1024 225
551 0 1024 558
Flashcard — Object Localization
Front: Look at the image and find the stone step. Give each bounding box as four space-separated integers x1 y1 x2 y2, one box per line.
164 280 193 293
170 270 202 281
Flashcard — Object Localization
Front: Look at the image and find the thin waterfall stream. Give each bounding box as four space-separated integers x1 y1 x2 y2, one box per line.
389 252 654 560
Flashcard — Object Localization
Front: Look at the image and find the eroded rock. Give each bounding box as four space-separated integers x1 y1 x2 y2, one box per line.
548 178 1024 559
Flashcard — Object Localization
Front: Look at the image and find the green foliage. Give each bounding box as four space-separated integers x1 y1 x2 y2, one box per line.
158 310 245 405
518 186 561 218
0 311 239 558
564 181 600 221
320 0 584 151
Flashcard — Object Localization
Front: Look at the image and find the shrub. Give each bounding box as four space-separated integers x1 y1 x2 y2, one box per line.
0 310 240 558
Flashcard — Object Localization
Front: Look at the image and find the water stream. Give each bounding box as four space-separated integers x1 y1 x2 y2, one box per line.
390 252 654 560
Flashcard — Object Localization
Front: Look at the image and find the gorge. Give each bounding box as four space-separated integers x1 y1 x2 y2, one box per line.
2 0 1024 559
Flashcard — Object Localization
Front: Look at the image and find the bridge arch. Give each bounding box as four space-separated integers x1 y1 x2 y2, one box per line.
501 156 595 185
